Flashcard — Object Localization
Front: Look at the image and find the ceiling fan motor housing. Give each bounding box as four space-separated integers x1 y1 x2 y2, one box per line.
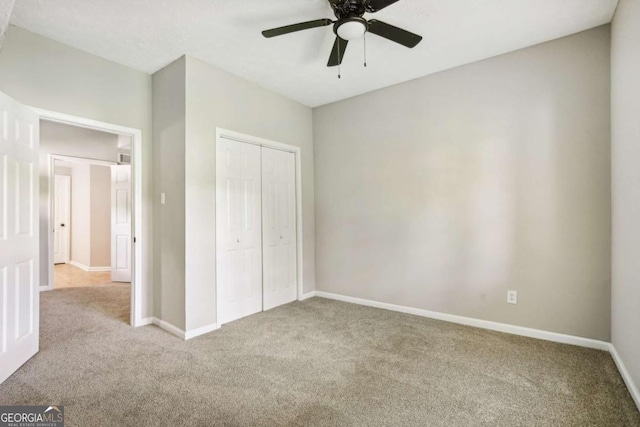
331 0 367 19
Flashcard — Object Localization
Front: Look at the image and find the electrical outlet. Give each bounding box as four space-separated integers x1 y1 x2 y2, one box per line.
507 290 517 304
161 193 166 205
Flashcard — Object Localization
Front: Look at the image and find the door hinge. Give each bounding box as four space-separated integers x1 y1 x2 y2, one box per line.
134 237 137 243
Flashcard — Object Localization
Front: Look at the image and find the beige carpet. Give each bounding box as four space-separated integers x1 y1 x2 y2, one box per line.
1 286 638 426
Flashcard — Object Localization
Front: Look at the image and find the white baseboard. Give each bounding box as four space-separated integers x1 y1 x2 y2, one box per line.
140 291 639 410
87 266 111 272
149 318 219 340
299 291 317 301
68 260 111 272
314 291 610 351
151 317 185 339
184 323 220 340
609 344 640 412
137 317 154 327
68 261 88 271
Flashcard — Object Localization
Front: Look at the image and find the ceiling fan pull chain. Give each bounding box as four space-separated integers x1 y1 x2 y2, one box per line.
364 32 367 67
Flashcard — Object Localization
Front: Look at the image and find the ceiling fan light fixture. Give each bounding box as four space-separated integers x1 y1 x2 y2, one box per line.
336 19 367 41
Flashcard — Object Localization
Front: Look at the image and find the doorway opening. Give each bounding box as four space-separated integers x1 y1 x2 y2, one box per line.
50 154 131 288
35 109 144 327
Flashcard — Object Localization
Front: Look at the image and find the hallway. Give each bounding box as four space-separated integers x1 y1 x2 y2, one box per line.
54 263 125 289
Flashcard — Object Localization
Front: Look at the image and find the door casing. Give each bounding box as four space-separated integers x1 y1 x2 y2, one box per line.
35 108 145 328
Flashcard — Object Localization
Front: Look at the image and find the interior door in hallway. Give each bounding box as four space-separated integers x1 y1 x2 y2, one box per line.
216 138 262 325
0 90 40 384
262 147 297 311
111 165 132 282
53 175 70 264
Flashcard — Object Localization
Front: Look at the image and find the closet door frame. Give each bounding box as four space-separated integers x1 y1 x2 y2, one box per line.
215 128 304 325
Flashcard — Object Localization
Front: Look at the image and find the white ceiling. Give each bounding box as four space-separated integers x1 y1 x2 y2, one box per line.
11 0 618 107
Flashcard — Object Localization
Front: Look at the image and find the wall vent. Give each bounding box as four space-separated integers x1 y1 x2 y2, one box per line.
118 153 131 164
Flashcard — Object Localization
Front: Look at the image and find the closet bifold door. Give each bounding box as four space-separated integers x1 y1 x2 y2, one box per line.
215 138 263 325
261 146 297 311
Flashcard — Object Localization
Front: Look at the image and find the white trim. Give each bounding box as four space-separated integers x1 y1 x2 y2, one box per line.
33 107 145 328
68 260 88 271
151 318 185 340
149 318 219 340
215 128 305 325
314 291 610 351
68 261 111 272
138 317 154 326
609 344 640 411
299 291 317 301
87 266 112 272
184 323 220 340
50 154 117 167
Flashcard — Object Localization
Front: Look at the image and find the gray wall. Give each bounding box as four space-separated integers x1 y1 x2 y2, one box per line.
151 56 314 332
183 56 314 332
39 121 118 284
89 165 112 268
611 0 640 398
0 26 153 317
152 57 186 329
69 164 111 268
70 164 91 267
313 26 611 341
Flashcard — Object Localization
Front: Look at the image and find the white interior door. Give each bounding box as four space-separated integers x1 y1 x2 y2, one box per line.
216 138 262 325
53 175 70 264
111 165 131 282
262 147 297 311
0 91 40 384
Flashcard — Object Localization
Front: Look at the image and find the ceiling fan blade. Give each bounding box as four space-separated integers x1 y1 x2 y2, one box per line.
327 37 349 67
367 20 422 48
365 0 401 13
262 19 333 38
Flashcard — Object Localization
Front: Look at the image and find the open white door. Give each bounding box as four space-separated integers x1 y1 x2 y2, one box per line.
0 91 40 384
53 175 70 264
111 165 131 283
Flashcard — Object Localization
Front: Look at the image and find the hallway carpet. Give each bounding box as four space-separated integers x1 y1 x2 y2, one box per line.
1 286 638 426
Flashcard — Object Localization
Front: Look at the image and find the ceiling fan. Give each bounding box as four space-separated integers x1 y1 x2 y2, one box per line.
262 0 422 67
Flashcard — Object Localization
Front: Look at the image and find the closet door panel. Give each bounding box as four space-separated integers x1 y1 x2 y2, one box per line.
216 138 262 325
262 147 297 311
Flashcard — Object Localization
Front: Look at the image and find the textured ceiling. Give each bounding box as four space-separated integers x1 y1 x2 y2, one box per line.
11 0 618 107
